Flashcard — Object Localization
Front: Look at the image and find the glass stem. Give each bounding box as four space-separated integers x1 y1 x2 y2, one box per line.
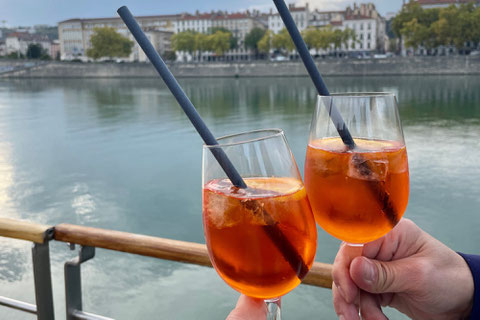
346 243 364 316
265 297 281 320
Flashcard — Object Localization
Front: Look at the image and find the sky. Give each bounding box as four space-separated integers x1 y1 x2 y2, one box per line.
0 0 403 27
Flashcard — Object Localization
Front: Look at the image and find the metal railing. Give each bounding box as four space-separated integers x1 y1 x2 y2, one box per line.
0 217 333 319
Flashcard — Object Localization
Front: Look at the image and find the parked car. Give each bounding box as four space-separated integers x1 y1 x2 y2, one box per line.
270 55 288 62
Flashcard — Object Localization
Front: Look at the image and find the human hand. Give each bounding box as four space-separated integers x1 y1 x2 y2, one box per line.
226 295 266 320
332 219 474 320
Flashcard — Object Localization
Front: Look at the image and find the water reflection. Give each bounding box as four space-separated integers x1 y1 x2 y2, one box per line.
0 76 478 320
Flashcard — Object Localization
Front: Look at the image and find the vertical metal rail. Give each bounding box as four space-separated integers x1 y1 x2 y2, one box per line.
32 227 55 320
65 245 113 320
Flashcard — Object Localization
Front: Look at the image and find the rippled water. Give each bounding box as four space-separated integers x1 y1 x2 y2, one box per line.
0 76 479 319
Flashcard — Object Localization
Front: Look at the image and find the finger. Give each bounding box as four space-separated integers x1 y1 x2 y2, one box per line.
226 295 266 320
359 291 388 320
332 243 360 304
363 219 423 261
350 256 417 294
332 283 360 320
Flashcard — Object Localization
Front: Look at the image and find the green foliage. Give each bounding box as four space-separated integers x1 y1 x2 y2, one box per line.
208 27 237 49
393 2 480 52
6 52 21 59
272 28 295 51
26 43 49 59
302 27 357 51
208 31 231 56
172 29 237 56
244 28 266 50
86 27 133 60
257 30 273 53
171 30 197 53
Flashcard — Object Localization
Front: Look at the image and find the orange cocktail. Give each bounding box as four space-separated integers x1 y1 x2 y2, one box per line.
305 137 409 243
203 177 317 299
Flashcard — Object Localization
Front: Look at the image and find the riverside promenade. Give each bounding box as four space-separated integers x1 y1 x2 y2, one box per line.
1 56 479 78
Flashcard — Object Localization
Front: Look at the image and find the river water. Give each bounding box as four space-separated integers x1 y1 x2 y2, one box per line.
0 76 479 319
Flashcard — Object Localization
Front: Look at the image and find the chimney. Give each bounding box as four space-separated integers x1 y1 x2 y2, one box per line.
289 3 295 9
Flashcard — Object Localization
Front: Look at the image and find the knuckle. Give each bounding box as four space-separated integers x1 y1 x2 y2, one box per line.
376 262 395 292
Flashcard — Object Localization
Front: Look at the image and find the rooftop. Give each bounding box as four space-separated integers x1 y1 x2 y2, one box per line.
58 14 179 24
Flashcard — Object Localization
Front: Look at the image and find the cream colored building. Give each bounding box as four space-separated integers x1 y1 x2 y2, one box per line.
268 3 309 33
58 15 177 61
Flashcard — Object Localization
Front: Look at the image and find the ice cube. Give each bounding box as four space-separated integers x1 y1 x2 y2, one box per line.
205 191 243 228
348 154 388 181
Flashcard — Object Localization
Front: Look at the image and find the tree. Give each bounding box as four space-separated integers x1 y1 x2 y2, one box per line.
258 30 273 54
26 43 46 59
86 27 133 60
400 18 432 50
208 31 231 56
272 28 295 52
171 30 197 54
208 27 237 49
342 28 357 50
245 28 266 50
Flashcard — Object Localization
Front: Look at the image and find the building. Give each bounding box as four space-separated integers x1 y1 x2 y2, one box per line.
309 10 343 28
211 12 264 45
58 15 177 61
268 3 309 33
50 39 60 60
136 29 173 62
5 32 51 56
414 0 480 9
175 12 213 34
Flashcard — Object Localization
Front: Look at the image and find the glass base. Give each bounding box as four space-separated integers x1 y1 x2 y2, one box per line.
265 297 281 320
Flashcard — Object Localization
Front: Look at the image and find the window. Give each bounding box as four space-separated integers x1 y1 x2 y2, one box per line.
367 33 371 40
367 42 370 49
360 23 363 30
360 43 363 49
360 34 363 40
368 23 371 30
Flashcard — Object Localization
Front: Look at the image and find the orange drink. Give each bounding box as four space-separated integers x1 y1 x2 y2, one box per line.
305 137 409 243
203 177 317 299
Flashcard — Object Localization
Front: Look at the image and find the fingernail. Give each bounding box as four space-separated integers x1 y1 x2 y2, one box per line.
362 258 375 283
339 315 345 320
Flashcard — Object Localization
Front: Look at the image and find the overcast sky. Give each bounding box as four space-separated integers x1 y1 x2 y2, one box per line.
0 0 403 27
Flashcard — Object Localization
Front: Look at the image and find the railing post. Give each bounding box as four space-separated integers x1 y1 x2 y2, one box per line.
32 227 55 320
65 245 95 320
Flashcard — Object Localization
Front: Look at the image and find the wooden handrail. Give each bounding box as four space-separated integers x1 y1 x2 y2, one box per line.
54 223 212 267
0 217 52 243
0 218 333 288
54 223 333 289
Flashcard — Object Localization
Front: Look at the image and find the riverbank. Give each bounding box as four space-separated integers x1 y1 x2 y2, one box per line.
1 56 479 78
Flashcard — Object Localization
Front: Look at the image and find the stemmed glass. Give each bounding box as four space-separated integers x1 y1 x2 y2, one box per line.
304 93 409 245
203 129 317 319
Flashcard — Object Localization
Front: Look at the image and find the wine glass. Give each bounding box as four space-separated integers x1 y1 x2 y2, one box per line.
203 129 317 319
304 93 409 245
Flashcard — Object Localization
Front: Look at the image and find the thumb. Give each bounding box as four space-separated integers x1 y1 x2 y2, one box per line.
350 256 414 294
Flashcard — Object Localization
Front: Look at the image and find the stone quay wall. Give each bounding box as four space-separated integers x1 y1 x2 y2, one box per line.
1 56 479 78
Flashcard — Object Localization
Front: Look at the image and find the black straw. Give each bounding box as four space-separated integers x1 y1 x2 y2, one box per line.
117 6 310 278
117 6 246 189
272 0 356 149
